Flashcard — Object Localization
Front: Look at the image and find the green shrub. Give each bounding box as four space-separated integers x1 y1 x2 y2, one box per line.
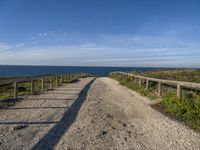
132 68 200 83
110 74 149 96
110 74 200 130
161 93 200 130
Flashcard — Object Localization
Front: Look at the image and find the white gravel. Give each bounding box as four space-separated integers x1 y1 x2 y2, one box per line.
56 77 200 150
0 77 200 150
0 77 94 150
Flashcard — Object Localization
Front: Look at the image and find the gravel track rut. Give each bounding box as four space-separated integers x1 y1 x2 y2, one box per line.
0 77 200 150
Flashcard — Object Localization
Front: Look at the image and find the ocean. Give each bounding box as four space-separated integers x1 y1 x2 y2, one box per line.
0 65 160 77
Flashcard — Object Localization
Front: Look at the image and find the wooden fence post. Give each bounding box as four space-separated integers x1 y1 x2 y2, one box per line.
56 77 58 86
177 84 181 98
158 82 162 97
61 76 63 84
146 79 149 90
31 80 34 94
14 82 18 99
41 78 45 91
139 78 142 87
50 77 53 89
109 72 200 99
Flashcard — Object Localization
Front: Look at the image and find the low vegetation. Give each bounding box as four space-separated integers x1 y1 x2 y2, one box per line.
110 69 200 131
161 93 200 130
132 68 200 83
0 76 78 108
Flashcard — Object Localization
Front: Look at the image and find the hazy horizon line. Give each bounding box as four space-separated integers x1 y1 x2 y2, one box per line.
0 64 199 69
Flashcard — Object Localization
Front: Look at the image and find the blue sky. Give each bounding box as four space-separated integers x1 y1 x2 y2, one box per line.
0 0 200 67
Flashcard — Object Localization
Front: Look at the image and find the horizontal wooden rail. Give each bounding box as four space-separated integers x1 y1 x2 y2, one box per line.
0 72 90 86
0 72 92 100
110 71 200 98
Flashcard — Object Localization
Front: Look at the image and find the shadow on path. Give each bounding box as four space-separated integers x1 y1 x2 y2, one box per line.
31 78 96 150
41 93 76 95
0 106 69 110
0 121 59 125
24 98 74 101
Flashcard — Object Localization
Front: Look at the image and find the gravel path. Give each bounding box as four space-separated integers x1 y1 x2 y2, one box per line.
0 77 200 150
0 77 95 150
56 77 200 150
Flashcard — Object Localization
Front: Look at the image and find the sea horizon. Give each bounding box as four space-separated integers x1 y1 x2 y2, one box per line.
0 65 199 77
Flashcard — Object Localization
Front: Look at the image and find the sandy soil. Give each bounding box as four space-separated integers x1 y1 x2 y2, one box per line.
0 77 200 150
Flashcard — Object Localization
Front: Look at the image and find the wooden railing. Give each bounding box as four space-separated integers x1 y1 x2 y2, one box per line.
0 72 91 100
110 71 200 98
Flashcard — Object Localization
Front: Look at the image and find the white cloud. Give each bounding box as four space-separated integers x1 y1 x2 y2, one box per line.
0 42 12 51
0 42 25 52
0 32 200 67
0 43 199 67
80 43 96 47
